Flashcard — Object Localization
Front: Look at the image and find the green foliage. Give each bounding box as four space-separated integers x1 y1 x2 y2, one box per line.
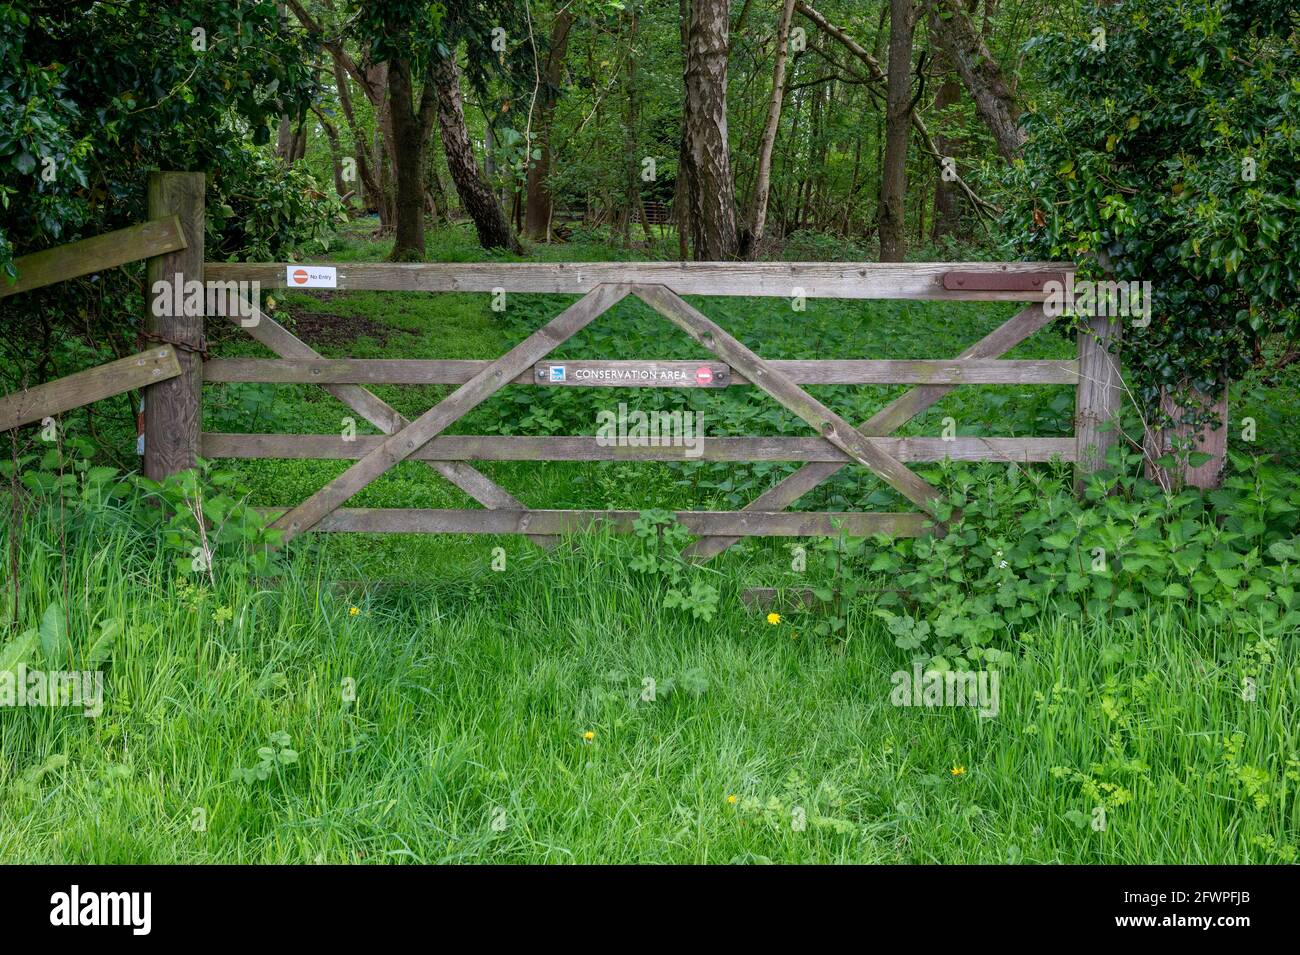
629 509 720 621
5 442 284 582
1003 0 1300 408
819 451 1300 668
0 0 340 411
231 731 299 785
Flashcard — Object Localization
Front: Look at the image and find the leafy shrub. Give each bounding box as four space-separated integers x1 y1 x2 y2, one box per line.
4 442 284 582
629 509 720 621
813 451 1300 668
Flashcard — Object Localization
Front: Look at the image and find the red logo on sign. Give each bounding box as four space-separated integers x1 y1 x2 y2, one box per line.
695 366 714 386
292 268 309 285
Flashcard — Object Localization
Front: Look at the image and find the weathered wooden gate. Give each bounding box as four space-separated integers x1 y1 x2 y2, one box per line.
3 174 1122 564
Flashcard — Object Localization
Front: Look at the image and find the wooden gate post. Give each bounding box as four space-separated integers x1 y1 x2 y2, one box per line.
1074 314 1122 492
143 171 205 480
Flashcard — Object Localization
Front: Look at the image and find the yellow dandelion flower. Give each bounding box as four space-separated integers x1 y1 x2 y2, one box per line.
582 731 595 741
766 612 781 625
727 794 737 805
951 765 966 776
349 606 360 616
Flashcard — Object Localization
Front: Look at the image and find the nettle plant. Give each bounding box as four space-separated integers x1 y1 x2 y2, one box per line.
828 454 1300 669
1002 0 1300 481
8 441 284 580
136 457 284 581
628 509 720 622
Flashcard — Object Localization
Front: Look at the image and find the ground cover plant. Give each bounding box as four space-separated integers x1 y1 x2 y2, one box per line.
2 0 1297 870
2 224 1296 864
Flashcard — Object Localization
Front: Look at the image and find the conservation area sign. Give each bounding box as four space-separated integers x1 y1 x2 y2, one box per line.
534 361 731 388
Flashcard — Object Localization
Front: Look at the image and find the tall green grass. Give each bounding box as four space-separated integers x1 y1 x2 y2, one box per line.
1 496 1295 863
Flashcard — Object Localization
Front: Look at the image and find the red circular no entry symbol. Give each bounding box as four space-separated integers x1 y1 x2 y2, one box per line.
695 366 714 386
292 268 309 285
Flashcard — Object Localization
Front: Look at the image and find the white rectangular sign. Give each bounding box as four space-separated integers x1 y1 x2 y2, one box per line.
285 265 337 288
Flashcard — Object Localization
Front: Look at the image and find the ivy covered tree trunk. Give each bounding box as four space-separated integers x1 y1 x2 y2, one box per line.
683 0 739 260
433 54 521 253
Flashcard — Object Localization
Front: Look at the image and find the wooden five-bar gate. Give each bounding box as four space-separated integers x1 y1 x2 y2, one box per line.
2 173 1122 562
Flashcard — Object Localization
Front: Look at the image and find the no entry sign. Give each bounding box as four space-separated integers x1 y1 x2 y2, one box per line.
285 265 337 288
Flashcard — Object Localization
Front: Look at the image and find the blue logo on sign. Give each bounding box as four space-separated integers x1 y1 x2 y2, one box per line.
549 365 566 382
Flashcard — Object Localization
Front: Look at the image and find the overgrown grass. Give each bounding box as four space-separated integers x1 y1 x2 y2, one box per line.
1 496 1296 864
2 221 1296 863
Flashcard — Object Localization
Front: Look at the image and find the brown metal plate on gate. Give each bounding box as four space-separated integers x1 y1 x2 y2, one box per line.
941 270 1066 292
534 360 731 388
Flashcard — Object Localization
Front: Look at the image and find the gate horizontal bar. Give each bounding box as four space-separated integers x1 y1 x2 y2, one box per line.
4 217 187 299
205 433 1078 463
203 357 1079 386
2 347 181 432
204 261 1073 300
253 507 930 537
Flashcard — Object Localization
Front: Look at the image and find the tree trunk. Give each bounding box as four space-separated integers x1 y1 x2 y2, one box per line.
675 0 693 260
275 114 295 159
744 0 797 257
880 0 916 261
929 12 962 242
426 148 450 225
387 58 429 260
523 9 574 241
622 10 641 246
316 108 349 201
332 59 381 214
433 54 521 253
926 0 1024 161
683 0 739 260
1144 381 1230 490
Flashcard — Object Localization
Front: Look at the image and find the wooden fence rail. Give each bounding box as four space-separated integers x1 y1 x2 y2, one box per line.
202 357 1080 386
1 173 1124 565
197 225 1106 558
0 217 187 299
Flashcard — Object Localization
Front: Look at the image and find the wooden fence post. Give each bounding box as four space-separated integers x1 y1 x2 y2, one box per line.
143 171 205 480
1074 314 1122 492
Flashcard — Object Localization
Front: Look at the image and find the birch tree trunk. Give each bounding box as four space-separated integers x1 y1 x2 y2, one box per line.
683 0 739 260
433 54 521 253
744 0 797 257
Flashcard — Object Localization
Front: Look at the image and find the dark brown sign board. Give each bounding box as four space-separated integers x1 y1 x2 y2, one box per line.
533 360 731 388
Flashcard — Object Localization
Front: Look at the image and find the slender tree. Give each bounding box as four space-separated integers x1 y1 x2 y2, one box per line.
682 0 739 260
523 8 574 241
743 0 797 257
880 0 917 260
